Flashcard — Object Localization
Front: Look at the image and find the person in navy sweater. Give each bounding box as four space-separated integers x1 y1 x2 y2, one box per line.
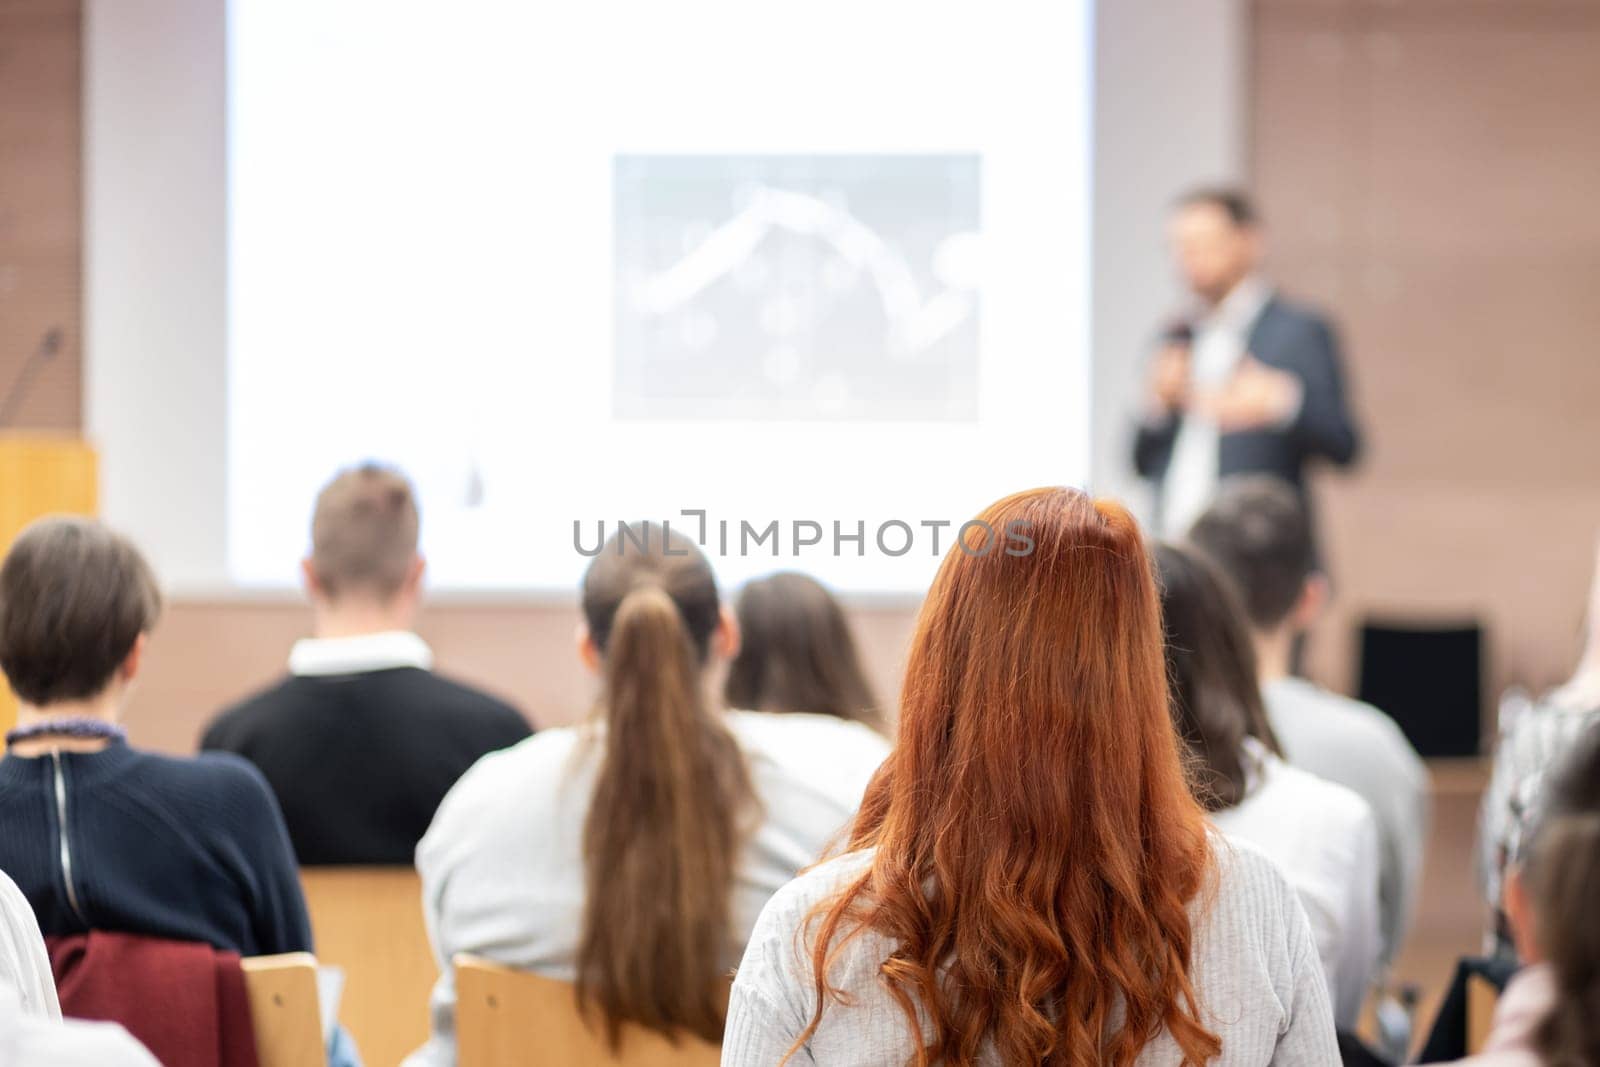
0 517 311 959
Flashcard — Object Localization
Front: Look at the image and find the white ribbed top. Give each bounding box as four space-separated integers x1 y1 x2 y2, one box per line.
722 837 1339 1066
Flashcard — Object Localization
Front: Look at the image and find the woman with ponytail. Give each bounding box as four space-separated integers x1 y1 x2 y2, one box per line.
405 524 878 1066
723 488 1337 1066
1452 721 1600 1066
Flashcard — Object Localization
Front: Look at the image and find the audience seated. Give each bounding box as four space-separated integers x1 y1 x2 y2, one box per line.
406 524 881 1066
1447 721 1600 1065
201 463 531 866
1189 475 1429 965
1476 534 1600 945
1155 541 1381 1028
725 489 1338 1065
724 570 887 733
0 517 313 959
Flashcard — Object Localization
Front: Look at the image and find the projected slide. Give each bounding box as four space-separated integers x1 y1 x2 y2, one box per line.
615 155 980 422
228 0 1090 593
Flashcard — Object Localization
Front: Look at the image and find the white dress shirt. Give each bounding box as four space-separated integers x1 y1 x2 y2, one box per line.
1160 276 1272 538
1264 676 1430 967
1210 738 1382 1028
287 630 434 676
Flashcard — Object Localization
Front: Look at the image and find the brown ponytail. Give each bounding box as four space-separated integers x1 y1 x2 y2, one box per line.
577 523 757 1047
1531 813 1600 1066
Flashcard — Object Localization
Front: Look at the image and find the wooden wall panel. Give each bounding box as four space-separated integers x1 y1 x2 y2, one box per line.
1252 0 1600 717
1253 1 1600 1029
119 597 919 756
0 0 81 429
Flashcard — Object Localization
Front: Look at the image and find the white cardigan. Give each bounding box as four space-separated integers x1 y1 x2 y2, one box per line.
0 868 58 1022
0 869 160 1066
1210 739 1382 1028
724 838 1339 1065
404 710 889 1067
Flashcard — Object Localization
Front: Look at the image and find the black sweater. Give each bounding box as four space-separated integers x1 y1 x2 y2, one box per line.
201 668 531 866
0 741 312 957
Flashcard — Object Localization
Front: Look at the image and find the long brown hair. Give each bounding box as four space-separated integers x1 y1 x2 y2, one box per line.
577 522 757 1046
1529 814 1600 1066
1153 541 1284 811
793 489 1220 1065
723 571 884 732
1527 723 1600 1065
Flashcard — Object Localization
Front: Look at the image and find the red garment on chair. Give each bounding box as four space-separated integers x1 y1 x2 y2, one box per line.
46 931 260 1067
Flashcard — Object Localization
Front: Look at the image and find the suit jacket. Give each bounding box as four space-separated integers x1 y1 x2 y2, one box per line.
1133 295 1361 502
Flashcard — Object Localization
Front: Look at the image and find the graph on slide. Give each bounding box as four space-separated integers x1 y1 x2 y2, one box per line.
614 155 981 421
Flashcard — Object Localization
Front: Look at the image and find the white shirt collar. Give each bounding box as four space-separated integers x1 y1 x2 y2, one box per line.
1204 274 1271 334
288 631 434 677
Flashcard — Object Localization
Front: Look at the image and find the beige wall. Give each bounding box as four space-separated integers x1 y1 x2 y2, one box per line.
1248 5 1600 1017
1251 0 1600 721
0 0 81 429
128 597 920 755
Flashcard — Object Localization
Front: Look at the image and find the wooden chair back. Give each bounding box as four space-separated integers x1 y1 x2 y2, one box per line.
1465 970 1500 1054
454 955 723 1067
300 867 436 1066
241 952 324 1067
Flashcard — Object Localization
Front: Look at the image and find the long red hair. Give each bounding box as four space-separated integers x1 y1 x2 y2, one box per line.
791 488 1220 1065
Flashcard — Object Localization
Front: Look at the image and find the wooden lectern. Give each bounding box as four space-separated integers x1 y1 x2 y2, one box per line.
0 436 98 731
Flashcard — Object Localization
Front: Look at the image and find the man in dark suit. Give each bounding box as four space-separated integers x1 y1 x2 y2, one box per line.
201 463 531 865
1134 188 1361 539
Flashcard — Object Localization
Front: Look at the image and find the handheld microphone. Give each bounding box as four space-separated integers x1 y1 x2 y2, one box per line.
0 327 64 429
1162 320 1195 347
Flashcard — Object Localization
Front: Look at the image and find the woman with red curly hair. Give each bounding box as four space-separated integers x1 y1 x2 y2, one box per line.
722 488 1337 1066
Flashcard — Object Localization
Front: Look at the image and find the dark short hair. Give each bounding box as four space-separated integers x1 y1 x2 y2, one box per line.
1176 186 1258 228
0 517 162 705
1153 542 1282 811
310 463 420 601
1187 477 1314 631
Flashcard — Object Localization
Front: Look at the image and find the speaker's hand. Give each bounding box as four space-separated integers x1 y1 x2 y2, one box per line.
1195 356 1302 432
1146 344 1192 417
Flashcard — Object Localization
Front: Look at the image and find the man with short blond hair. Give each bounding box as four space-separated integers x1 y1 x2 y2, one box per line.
202 462 530 865
309 463 420 602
